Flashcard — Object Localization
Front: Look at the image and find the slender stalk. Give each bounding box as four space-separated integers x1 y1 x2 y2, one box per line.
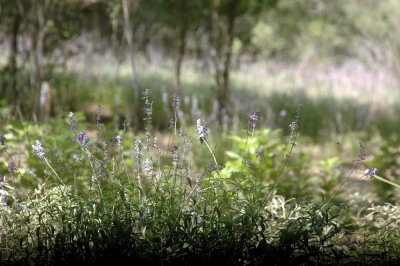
267 142 295 199
203 139 220 176
43 157 65 186
174 110 177 136
373 175 400 189
87 156 103 197
119 146 133 185
239 132 252 173
267 104 302 199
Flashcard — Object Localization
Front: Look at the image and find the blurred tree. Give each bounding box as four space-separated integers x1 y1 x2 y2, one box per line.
0 0 29 118
121 0 141 128
157 0 204 92
1 0 109 119
204 0 278 118
1 0 399 124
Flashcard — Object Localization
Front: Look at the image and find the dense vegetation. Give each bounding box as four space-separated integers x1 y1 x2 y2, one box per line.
1 0 400 265
1 93 400 265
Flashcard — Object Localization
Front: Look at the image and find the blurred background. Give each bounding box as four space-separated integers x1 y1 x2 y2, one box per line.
1 0 400 204
0 0 400 139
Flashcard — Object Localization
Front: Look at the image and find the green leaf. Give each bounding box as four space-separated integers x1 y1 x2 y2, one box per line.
225 151 242 160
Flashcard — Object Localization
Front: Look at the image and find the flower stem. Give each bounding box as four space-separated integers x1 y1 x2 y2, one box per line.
373 175 400 189
44 157 66 186
203 139 219 173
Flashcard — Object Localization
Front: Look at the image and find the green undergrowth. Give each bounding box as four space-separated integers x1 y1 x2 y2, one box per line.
1 92 400 265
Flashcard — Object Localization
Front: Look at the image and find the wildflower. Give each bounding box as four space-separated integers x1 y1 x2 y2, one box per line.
32 140 45 160
141 89 150 105
171 93 179 109
139 214 146 223
178 128 187 137
143 158 153 175
142 90 153 124
115 136 123 146
134 140 142 160
246 160 254 169
172 157 181 168
0 135 5 146
196 215 203 225
73 152 81 162
279 109 287 118
152 137 160 149
171 145 180 167
301 197 310 205
255 149 264 158
76 132 89 151
248 111 261 126
0 175 4 182
288 121 299 144
8 162 17 174
207 165 215 173
288 104 303 145
364 168 378 179
96 105 104 128
289 121 298 131
246 111 261 135
96 160 107 179
183 139 193 155
207 164 224 173
358 142 366 162
110 136 123 146
168 118 176 130
67 112 78 132
67 112 74 123
196 119 208 144
171 145 178 154
143 107 152 117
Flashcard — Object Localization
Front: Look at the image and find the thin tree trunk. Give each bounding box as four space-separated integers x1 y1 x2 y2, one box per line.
9 2 22 115
209 0 224 110
175 26 187 92
32 0 46 120
209 0 238 120
122 0 140 129
219 8 236 114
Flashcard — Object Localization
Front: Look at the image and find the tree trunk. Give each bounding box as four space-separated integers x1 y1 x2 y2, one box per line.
32 0 46 120
175 26 187 92
219 7 236 114
209 0 238 120
9 2 22 115
122 0 140 129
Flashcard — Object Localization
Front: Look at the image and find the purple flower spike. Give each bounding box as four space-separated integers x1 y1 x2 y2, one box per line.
364 168 378 179
196 119 208 143
76 132 89 151
32 140 45 160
